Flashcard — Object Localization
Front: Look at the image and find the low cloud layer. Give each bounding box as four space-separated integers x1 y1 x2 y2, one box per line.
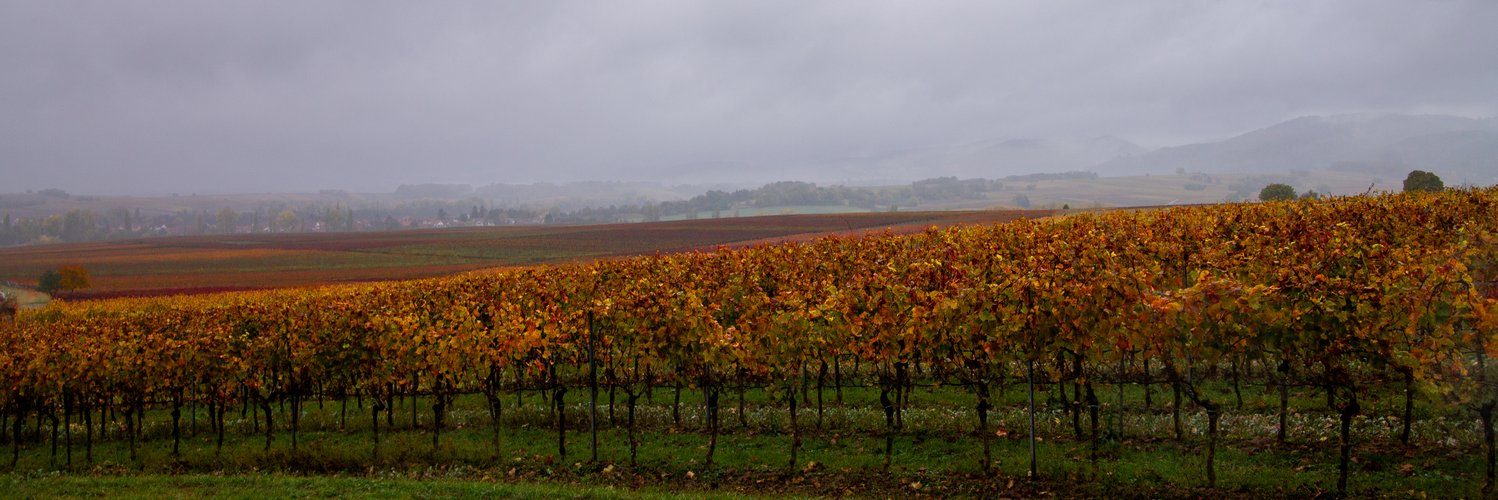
2 1 1494 194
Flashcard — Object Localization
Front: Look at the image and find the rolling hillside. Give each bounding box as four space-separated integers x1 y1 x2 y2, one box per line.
0 209 1049 298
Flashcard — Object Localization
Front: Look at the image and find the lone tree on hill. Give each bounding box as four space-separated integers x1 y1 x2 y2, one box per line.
1403 170 1444 193
1258 183 1297 201
37 265 91 295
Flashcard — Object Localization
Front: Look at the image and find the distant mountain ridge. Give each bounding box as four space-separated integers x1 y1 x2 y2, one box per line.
794 112 1495 186
805 135 1148 181
1093 113 1498 185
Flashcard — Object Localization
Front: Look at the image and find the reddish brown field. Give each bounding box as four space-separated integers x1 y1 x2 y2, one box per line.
0 209 1051 298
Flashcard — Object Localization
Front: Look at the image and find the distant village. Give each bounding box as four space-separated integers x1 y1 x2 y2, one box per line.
0 176 1084 247
0 194 551 246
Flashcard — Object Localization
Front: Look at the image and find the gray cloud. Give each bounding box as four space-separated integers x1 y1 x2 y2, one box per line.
2 0 1494 194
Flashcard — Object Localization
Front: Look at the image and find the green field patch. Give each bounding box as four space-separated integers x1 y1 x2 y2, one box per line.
0 473 739 499
0 284 48 309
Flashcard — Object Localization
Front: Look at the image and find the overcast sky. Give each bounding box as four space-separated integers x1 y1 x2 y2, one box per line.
2 1 1495 195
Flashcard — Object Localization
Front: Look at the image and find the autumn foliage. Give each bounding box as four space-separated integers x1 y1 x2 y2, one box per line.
1 188 1496 492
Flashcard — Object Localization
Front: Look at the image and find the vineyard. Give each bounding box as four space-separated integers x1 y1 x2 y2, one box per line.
2 189 1496 496
0 209 1043 298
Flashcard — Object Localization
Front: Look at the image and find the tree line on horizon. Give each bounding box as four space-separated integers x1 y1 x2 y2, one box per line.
0 175 1102 247
14 169 1451 247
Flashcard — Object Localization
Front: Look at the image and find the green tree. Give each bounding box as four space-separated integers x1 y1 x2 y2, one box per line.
276 210 300 233
61 209 97 242
324 206 351 232
36 269 61 294
217 207 239 234
1403 170 1444 193
39 265 91 294
107 207 132 233
1258 183 1297 201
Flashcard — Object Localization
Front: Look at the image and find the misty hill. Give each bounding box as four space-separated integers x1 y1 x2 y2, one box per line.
807 136 1146 181
1094 113 1498 185
390 182 700 209
472 181 702 209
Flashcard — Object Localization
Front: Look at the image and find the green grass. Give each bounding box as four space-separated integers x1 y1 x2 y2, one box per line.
0 473 750 499
0 285 48 309
0 377 1486 497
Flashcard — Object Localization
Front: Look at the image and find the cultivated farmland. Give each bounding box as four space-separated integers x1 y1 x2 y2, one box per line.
1 190 1495 497
0 210 1047 298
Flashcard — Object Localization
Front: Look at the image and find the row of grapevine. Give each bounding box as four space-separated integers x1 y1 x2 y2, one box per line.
2 188 1496 494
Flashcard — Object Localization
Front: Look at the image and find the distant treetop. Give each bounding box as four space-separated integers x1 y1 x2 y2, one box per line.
1258 183 1297 202
1402 170 1444 193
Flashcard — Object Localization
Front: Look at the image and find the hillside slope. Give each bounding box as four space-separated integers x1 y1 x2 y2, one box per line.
0 210 1046 298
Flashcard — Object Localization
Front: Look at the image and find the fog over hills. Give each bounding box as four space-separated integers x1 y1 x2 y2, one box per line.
774 112 1495 186
519 113 1498 188
4 111 1493 247
794 136 1148 183
662 112 1498 187
1091 113 1498 185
